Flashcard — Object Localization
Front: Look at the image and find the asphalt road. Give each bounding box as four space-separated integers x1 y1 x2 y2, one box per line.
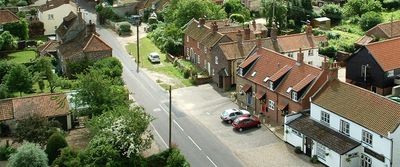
95 27 244 167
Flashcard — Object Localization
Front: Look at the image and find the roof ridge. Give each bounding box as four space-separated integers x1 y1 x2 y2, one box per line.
0 9 19 20
83 33 112 51
366 36 400 46
277 33 307 38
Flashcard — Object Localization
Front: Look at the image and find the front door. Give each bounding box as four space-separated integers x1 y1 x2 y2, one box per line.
218 76 223 88
305 137 313 156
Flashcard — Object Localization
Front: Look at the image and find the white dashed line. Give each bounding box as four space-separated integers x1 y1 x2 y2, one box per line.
150 123 168 148
206 156 218 167
187 136 202 151
159 104 169 115
173 120 184 131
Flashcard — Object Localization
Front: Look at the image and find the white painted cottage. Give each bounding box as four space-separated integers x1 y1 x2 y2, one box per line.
37 0 77 35
284 79 400 167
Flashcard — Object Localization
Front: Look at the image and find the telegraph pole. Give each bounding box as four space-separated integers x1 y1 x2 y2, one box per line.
136 23 140 72
169 85 172 149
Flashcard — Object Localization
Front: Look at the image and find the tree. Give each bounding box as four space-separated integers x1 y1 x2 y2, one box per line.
229 13 245 23
13 114 61 146
261 0 288 28
0 84 10 99
359 11 383 31
73 69 128 116
3 19 29 40
92 57 123 79
223 0 251 20
344 0 382 17
87 105 153 158
167 148 190 167
45 132 68 164
148 23 183 55
0 31 16 51
7 143 48 167
52 147 83 167
320 4 343 24
4 64 33 96
31 57 58 93
287 0 313 26
0 61 13 83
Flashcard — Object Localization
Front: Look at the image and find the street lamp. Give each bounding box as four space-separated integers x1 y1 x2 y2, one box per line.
132 15 141 72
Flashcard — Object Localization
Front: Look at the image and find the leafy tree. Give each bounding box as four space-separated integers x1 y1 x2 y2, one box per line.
0 31 16 51
92 57 123 79
7 143 48 167
4 64 33 96
223 0 250 20
148 23 183 55
13 114 61 146
82 135 125 167
287 0 313 26
261 0 288 29
230 13 245 23
320 4 343 24
52 147 83 167
73 69 128 116
87 105 153 158
344 0 382 17
167 148 190 167
0 61 13 83
45 132 68 164
0 84 10 99
3 19 29 40
359 11 383 31
31 57 58 93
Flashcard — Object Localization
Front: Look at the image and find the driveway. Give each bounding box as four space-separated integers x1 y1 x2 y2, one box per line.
172 84 321 167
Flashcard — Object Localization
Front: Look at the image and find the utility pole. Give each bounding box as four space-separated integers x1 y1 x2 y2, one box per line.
169 85 172 149
136 23 140 72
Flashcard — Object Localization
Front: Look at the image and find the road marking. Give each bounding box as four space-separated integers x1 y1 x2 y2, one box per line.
206 156 218 167
150 123 168 148
187 136 202 151
159 104 169 115
173 120 184 132
153 108 161 112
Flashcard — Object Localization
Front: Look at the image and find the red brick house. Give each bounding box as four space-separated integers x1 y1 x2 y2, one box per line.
184 18 267 77
236 47 335 126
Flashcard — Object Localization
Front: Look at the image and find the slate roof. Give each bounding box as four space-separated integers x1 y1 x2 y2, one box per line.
55 12 78 38
366 20 400 39
38 0 71 12
0 93 70 121
288 116 360 155
365 37 400 71
0 10 19 24
240 48 323 100
312 80 400 137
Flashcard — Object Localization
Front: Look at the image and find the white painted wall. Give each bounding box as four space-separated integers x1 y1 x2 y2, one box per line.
341 146 362 167
67 114 72 130
311 103 392 166
390 127 400 167
284 48 323 67
38 3 77 35
284 126 304 150
313 140 341 167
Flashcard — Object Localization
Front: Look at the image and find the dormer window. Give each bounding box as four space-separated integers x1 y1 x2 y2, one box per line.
251 71 257 77
268 81 274 90
263 77 269 82
288 52 294 58
292 91 298 101
238 68 243 76
308 49 313 56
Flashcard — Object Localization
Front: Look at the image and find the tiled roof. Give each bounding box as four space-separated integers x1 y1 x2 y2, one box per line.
312 80 400 137
83 34 112 52
0 100 14 121
365 37 400 71
240 48 323 99
355 35 374 46
218 40 257 60
269 65 291 82
292 74 316 92
38 40 59 53
185 19 225 48
288 116 360 155
277 33 316 52
366 20 400 39
38 0 71 12
0 10 19 24
239 54 259 68
55 12 78 38
13 93 70 120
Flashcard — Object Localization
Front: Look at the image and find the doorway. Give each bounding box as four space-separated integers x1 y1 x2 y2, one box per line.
218 76 223 88
305 137 313 156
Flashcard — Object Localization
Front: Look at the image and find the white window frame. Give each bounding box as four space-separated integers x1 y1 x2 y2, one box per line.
288 52 294 58
197 55 200 64
361 153 372 167
215 56 218 64
361 65 368 77
268 81 274 90
387 70 394 77
362 130 373 146
268 100 275 110
48 14 54 20
308 49 313 56
316 143 326 160
340 120 350 135
321 111 330 125
292 91 298 101
186 35 189 42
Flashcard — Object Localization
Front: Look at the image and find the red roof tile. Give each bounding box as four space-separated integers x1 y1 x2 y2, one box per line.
0 10 19 24
366 20 400 39
83 34 112 52
292 74 316 92
38 0 71 12
239 54 259 68
365 37 400 71
269 65 291 82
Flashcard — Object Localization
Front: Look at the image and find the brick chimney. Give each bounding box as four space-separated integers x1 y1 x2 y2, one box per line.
270 21 277 41
86 20 96 36
236 30 243 45
321 56 329 70
306 21 313 36
199 18 205 27
296 48 304 66
256 37 263 48
252 19 256 30
328 61 339 81
244 25 250 40
212 21 218 32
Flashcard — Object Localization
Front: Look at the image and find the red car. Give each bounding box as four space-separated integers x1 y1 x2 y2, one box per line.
232 116 261 132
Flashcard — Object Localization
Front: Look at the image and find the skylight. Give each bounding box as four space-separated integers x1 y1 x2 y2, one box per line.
251 71 257 77
286 87 292 93
263 77 270 82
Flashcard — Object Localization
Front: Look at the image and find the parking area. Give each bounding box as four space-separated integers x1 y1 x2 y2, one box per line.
172 84 322 167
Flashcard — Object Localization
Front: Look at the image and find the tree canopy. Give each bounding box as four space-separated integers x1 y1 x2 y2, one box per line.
45 132 68 164
343 0 382 17
261 0 288 28
7 143 48 167
320 4 343 24
4 64 33 96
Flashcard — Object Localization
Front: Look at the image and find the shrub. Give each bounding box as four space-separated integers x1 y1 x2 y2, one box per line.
360 11 383 31
52 147 83 167
8 143 48 167
118 22 132 34
382 0 400 9
0 143 16 160
320 4 343 24
183 69 190 79
166 149 190 167
229 13 245 23
45 132 68 164
294 146 302 154
310 155 319 164
16 0 27 6
319 45 338 58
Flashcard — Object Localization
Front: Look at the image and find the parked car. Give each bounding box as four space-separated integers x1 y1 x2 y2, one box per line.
220 108 250 123
232 116 261 132
148 52 160 63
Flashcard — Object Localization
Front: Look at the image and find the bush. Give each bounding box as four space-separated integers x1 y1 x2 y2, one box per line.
52 147 83 167
229 13 245 23
16 0 27 6
8 143 48 167
327 32 340 40
166 149 190 167
360 11 383 31
45 132 68 164
320 4 343 24
294 146 302 154
118 22 132 34
310 155 319 164
0 143 16 160
383 0 400 9
319 45 338 58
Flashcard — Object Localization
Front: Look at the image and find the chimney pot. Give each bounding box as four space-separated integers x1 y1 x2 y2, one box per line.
296 48 304 66
306 22 313 36
256 37 263 48
328 60 339 81
212 21 218 32
199 18 205 27
270 21 277 41
244 25 250 40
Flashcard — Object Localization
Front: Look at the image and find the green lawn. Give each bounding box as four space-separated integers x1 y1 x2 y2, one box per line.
12 80 71 97
2 51 37 64
125 38 193 88
382 10 400 22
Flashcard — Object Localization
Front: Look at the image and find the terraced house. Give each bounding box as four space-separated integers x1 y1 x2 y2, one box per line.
235 47 333 126
285 79 400 167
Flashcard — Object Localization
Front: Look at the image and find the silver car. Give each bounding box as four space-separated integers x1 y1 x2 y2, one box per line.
220 108 251 123
148 52 160 63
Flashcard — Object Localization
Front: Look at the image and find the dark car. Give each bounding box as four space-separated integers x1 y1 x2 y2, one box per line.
232 116 261 132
